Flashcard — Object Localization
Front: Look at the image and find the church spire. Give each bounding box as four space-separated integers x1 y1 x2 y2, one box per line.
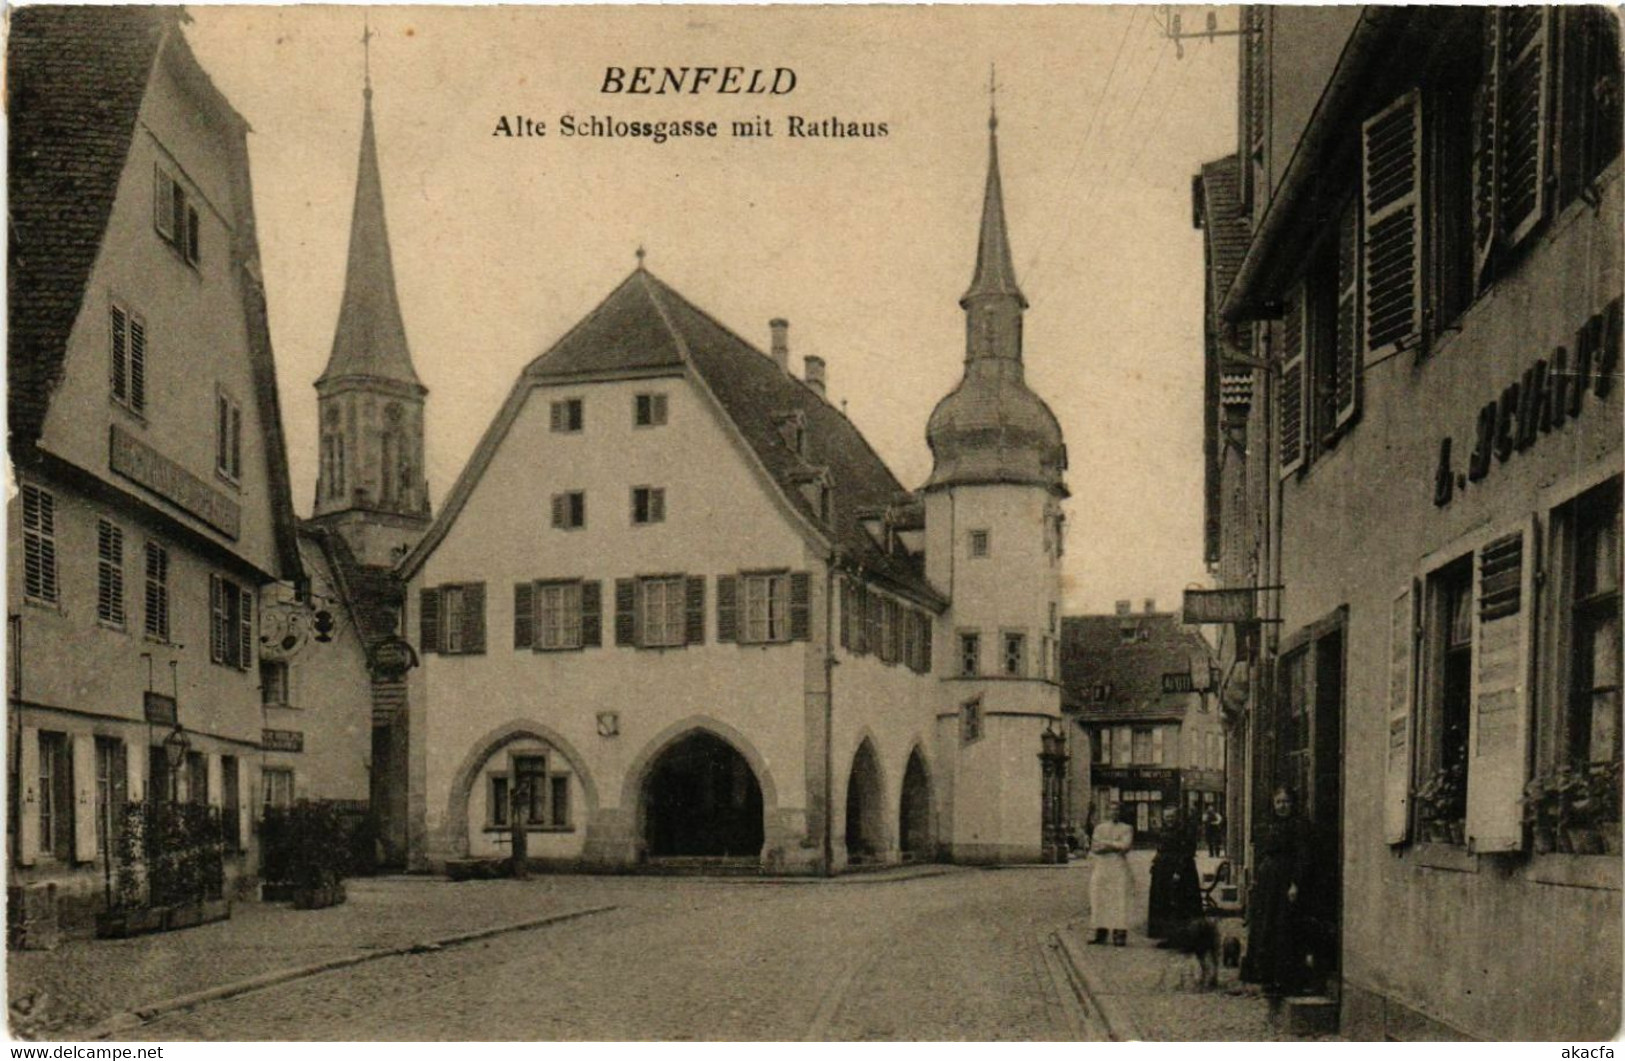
960 78 1027 311
317 59 422 389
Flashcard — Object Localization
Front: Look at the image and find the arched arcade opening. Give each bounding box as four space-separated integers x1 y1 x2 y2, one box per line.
844 739 886 864
642 730 764 858
899 748 934 861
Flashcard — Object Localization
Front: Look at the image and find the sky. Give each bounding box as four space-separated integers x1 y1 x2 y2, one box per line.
184 5 1239 615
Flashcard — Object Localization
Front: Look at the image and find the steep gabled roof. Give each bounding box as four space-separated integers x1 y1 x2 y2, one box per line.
1060 612 1213 723
403 268 945 608
7 6 171 450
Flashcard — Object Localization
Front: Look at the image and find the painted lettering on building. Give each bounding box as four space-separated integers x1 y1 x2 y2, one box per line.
110 425 242 538
1434 298 1621 507
261 729 304 753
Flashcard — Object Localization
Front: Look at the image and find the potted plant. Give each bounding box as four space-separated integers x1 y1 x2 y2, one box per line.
1416 763 1466 844
1523 777 1561 854
1588 760 1622 855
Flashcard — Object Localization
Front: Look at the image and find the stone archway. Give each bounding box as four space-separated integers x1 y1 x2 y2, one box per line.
899 746 934 861
844 738 886 864
641 730 765 858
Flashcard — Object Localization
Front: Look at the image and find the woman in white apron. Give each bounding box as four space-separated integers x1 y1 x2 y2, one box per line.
1088 801 1135 946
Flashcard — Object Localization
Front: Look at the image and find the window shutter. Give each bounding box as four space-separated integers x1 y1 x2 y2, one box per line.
854 584 870 654
1386 582 1418 844
716 575 738 643
551 494 565 529
514 582 534 649
209 575 225 663
461 582 486 654
1472 10 1502 287
110 306 128 402
550 402 563 432
419 588 441 654
921 614 933 673
1362 89 1424 362
790 572 812 642
684 575 705 645
238 586 254 670
129 316 146 413
17 727 39 866
154 165 175 239
1333 199 1361 430
97 520 125 626
615 578 637 646
1499 6 1552 247
581 581 603 647
72 735 96 863
838 580 852 651
186 205 200 264
1466 519 1538 853
1278 283 1307 478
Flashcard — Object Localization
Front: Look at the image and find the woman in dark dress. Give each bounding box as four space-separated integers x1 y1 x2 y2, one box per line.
1242 787 1313 995
1147 812 1203 940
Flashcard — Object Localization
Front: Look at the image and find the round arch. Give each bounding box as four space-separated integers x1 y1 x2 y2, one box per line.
443 720 600 855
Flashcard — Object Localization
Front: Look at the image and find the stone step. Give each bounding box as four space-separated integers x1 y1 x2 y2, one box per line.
1277 995 1339 1036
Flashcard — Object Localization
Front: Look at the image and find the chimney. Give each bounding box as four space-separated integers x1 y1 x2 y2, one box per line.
804 355 827 399
1143 598 1156 614
1114 600 1132 616
769 318 790 373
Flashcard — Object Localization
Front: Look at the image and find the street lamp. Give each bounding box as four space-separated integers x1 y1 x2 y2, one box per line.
1038 722 1070 864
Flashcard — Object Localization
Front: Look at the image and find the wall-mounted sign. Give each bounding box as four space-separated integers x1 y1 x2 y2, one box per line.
1182 588 1258 624
261 729 304 753
143 691 177 726
368 637 419 681
1434 298 1621 507
110 425 241 538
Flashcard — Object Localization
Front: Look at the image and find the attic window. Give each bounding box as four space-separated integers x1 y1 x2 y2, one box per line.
550 399 584 433
634 393 668 427
775 411 808 457
153 165 199 266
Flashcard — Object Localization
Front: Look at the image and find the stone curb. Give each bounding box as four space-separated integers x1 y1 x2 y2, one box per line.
1055 927 1145 1042
78 903 619 1040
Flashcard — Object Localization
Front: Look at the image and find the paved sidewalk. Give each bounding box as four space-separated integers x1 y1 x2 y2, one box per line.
8 876 612 1038
1058 851 1335 1041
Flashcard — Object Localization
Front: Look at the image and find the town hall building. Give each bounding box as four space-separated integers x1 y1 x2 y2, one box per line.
395 105 1073 873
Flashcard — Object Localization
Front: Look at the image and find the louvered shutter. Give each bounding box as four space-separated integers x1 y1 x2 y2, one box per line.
616 579 637 646
209 575 226 663
153 165 176 240
1472 10 1502 286
790 572 812 642
685 576 706 645
419 587 442 654
854 584 869 654
514 583 535 649
1362 89 1424 361
716 575 738 643
581 581 603 647
1386 582 1419 844
1466 519 1538 853
1499 6 1552 247
110 306 128 402
129 315 146 413
1278 283 1307 478
461 583 486 654
1333 199 1361 430
186 205 200 264
238 586 254 670
18 727 39 866
550 495 564 529
838 580 852 651
921 615 933 673
97 520 124 626
550 402 563 432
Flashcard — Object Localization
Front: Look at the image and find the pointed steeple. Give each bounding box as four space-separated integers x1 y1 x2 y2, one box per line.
960 99 1027 310
317 76 422 388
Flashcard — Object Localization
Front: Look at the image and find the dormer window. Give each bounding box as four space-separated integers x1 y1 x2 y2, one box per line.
775 411 808 457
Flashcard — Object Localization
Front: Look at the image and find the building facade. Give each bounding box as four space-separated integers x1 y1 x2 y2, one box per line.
1061 604 1223 848
7 8 303 932
1197 6 1621 1039
396 108 1070 874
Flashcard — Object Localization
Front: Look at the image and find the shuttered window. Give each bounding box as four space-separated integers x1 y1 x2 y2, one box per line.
209 576 252 668
154 165 177 241
1558 7 1623 208
1277 283 1306 478
549 399 583 433
631 487 666 525
154 165 200 266
96 519 126 627
1333 199 1361 429
238 585 254 671
1466 521 1537 852
144 542 170 641
1498 7 1552 247
22 484 59 605
634 393 668 427
1472 11 1502 287
535 581 584 650
743 573 790 644
551 491 585 530
109 305 147 414
216 389 243 481
1362 90 1424 361
639 576 686 647
1386 582 1418 844
421 583 486 655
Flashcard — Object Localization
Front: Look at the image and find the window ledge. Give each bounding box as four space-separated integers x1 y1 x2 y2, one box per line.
1411 842 1479 874
1524 852 1622 891
24 598 64 615
96 619 129 635
110 399 148 426
214 470 243 494
482 825 575 835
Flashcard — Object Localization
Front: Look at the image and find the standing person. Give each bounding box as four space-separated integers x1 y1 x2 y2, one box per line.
1087 800 1135 946
1242 787 1313 996
1147 812 1203 941
1203 804 1224 858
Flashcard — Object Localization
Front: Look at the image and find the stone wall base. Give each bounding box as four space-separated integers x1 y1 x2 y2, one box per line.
1340 980 1478 1041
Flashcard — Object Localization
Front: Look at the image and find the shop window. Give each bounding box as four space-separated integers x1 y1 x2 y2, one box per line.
1558 479 1622 774
262 768 294 809
1416 557 1474 842
95 737 127 858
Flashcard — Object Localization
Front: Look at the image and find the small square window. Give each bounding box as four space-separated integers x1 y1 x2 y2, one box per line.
959 631 981 677
552 491 586 530
635 393 668 427
632 487 666 525
550 398 584 433
969 530 990 558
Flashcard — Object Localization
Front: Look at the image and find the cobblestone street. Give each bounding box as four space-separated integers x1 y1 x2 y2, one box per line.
31 866 1091 1041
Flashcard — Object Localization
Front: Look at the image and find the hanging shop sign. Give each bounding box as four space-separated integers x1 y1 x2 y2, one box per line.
368 637 418 681
143 691 177 726
1434 298 1621 507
